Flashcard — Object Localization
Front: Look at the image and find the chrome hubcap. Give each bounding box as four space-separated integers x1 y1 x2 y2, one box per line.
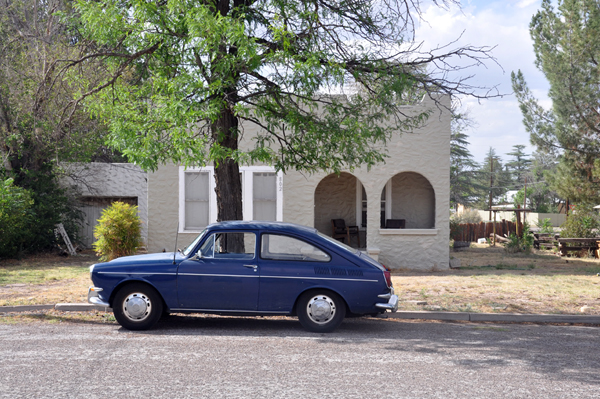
307 295 336 324
123 292 151 321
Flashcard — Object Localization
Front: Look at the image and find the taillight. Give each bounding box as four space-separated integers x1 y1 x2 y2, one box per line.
382 265 392 288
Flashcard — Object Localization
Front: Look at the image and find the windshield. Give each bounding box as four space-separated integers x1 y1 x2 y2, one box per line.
182 229 207 256
317 232 359 255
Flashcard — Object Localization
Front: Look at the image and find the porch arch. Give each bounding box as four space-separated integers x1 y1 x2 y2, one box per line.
381 172 435 229
314 172 365 247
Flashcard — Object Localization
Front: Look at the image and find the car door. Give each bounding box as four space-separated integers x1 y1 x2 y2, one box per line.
176 231 259 311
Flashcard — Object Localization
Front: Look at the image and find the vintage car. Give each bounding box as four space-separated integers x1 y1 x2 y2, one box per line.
88 221 398 332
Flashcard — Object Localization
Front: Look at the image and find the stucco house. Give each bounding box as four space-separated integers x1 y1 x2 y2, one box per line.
147 95 450 271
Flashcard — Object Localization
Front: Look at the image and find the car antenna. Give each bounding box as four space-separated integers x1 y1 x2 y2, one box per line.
173 221 179 265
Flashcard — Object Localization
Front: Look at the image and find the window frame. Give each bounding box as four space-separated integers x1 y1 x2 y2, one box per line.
179 166 283 233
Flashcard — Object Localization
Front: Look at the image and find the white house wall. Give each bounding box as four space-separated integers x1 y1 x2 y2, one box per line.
147 95 450 270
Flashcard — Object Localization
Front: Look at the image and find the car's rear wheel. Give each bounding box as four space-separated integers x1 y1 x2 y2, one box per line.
113 283 163 331
297 290 346 333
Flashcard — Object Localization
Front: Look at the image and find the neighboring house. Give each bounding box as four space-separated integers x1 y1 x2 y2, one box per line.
61 163 148 248
147 95 451 271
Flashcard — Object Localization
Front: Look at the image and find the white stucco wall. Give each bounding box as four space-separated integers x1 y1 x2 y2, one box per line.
61 162 148 246
147 95 450 270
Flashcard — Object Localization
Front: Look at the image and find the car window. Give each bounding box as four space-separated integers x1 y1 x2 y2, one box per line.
199 232 256 260
261 234 330 262
182 229 207 256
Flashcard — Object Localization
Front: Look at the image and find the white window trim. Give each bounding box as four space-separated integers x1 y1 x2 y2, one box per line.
179 165 283 233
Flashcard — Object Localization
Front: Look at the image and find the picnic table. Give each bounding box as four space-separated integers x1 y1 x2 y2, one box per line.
533 233 560 250
557 238 600 257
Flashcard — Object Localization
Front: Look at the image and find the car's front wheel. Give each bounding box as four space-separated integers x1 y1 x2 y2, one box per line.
297 291 346 333
113 283 163 331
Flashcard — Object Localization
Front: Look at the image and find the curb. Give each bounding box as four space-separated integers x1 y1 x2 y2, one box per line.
0 304 111 313
387 311 600 324
2 305 600 325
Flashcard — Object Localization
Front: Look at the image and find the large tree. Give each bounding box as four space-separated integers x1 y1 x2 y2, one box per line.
512 0 600 204
450 109 481 209
72 0 497 221
505 144 531 184
0 0 112 172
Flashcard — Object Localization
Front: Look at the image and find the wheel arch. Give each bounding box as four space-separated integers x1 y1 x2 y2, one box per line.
109 279 168 312
292 286 350 316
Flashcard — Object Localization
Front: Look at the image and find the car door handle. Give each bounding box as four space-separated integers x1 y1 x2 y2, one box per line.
243 264 258 272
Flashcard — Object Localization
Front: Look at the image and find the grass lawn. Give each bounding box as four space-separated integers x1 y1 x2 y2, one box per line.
394 244 600 315
1 245 600 315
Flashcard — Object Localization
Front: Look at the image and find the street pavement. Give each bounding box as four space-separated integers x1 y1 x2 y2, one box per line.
1 315 599 398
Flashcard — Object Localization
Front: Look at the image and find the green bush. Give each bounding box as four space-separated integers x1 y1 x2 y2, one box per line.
0 178 34 258
560 205 599 239
504 222 534 254
93 201 142 261
536 218 554 235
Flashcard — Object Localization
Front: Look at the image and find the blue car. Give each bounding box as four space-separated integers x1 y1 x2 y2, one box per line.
88 221 398 332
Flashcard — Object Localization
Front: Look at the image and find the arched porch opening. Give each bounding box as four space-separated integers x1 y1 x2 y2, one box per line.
380 172 435 229
314 172 366 248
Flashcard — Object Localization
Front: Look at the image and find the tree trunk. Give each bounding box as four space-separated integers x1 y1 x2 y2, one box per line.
212 105 243 223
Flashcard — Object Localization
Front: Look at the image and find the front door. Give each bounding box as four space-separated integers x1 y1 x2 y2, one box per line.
177 231 259 311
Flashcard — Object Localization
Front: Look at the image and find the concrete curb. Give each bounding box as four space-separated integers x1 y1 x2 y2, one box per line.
2 305 600 325
0 305 55 313
388 311 600 325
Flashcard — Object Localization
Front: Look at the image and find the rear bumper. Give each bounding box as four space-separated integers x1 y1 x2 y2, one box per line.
375 287 399 312
88 286 110 307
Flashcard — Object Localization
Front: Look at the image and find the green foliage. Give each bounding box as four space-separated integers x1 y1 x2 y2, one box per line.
505 145 531 183
536 218 554 235
451 209 482 224
474 147 511 209
0 178 34 258
93 202 142 261
512 0 600 204
560 205 599 239
450 109 483 208
505 224 534 254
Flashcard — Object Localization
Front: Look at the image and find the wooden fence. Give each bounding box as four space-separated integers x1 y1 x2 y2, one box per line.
451 220 524 242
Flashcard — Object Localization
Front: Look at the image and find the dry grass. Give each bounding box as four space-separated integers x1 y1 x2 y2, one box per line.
394 244 600 315
2 246 600 316
0 251 98 306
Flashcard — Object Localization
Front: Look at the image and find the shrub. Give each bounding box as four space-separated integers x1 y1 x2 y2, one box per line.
451 208 482 224
0 178 34 258
93 201 142 261
560 205 599 239
536 218 554 235
504 222 534 254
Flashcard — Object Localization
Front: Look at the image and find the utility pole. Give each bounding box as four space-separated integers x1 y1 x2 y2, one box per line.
488 152 494 221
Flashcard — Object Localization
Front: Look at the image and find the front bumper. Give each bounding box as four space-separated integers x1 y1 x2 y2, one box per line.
375 287 399 312
88 286 110 307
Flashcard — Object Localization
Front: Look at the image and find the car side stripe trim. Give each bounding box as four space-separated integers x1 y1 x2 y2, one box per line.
98 272 176 275
178 273 258 278
261 276 378 283
169 308 286 313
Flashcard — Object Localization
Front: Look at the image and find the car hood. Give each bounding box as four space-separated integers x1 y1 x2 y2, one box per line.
94 252 184 269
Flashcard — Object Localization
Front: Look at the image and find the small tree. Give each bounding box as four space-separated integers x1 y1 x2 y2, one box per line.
560 205 599 239
0 178 34 258
93 202 142 261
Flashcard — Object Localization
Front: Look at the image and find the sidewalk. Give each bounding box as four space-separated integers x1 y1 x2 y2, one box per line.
1 304 599 325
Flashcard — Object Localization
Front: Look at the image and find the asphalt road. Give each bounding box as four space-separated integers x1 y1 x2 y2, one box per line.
1 315 599 398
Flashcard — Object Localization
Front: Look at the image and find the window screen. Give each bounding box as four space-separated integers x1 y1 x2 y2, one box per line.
185 172 209 229
253 172 276 221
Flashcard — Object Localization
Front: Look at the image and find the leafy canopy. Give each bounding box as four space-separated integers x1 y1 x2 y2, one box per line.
73 0 496 174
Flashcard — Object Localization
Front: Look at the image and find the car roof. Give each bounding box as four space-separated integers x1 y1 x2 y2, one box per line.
206 220 319 235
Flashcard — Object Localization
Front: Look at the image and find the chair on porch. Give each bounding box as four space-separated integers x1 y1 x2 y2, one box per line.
331 219 360 248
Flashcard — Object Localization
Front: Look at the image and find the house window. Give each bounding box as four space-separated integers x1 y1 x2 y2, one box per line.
179 166 283 232
253 172 277 221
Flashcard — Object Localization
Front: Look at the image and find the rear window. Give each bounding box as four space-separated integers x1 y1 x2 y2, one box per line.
261 234 330 262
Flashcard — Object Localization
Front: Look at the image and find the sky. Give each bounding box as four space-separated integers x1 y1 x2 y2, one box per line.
414 0 551 163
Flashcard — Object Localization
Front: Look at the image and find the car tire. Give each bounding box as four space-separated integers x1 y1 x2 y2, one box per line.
113 283 163 331
297 290 346 333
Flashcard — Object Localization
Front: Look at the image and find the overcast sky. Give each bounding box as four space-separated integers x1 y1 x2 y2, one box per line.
415 0 551 163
